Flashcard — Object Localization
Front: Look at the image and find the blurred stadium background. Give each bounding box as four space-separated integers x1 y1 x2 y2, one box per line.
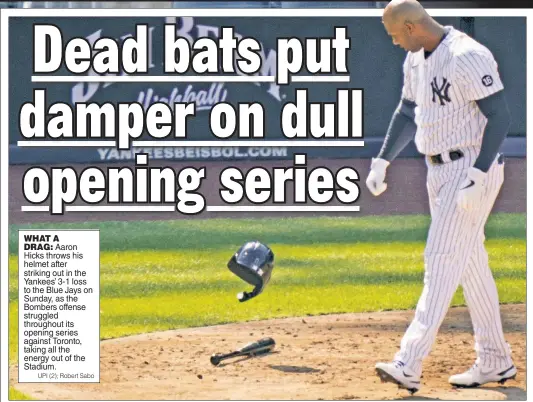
0 1 516 9
4 0 526 222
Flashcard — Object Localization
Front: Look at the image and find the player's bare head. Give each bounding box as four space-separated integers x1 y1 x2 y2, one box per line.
383 0 427 24
382 0 431 52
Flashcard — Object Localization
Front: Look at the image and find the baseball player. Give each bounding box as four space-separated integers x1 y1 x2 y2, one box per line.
367 0 516 394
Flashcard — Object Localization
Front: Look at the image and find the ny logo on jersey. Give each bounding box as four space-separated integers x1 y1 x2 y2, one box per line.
431 77 452 106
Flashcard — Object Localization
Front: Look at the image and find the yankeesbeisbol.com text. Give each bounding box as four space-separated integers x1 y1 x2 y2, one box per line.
97 146 288 161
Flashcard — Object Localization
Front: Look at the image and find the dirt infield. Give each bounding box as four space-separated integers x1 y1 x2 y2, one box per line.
9 158 526 224
10 304 526 400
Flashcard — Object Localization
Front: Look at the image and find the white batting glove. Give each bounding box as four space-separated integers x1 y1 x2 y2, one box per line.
366 158 390 196
457 167 487 211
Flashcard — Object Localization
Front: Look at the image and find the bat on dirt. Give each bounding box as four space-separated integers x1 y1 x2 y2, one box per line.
210 337 276 366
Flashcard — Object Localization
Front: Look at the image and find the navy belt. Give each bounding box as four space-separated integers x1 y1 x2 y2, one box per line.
428 150 464 165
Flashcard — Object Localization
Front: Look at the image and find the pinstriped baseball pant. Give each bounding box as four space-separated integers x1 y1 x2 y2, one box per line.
394 146 513 376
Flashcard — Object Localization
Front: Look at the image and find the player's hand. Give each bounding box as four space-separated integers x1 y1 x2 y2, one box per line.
366 158 390 196
457 167 487 211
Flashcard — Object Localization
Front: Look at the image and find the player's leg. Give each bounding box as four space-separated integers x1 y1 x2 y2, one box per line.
393 200 477 371
450 159 515 386
374 168 439 394
452 244 515 386
461 159 511 369
462 240 513 366
376 168 479 391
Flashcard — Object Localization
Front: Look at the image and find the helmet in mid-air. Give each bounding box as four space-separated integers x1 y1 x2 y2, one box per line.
227 240 275 302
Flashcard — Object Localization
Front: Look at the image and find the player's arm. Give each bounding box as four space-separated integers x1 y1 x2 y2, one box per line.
456 49 509 171
455 48 508 209
366 55 417 196
473 89 511 172
378 53 417 162
377 98 417 162
367 101 417 196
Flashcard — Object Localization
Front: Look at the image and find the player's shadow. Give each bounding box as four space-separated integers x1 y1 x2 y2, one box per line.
268 365 321 374
398 386 526 401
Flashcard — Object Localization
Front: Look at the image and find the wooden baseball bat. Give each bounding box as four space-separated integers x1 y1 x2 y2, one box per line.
210 337 276 366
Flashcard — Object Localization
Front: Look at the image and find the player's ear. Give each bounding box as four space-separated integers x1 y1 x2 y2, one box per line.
404 21 415 35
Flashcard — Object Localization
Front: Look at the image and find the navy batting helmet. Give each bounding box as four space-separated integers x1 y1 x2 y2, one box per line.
227 240 274 302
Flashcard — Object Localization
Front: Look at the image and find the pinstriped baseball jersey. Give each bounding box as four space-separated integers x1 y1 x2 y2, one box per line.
401 26 504 156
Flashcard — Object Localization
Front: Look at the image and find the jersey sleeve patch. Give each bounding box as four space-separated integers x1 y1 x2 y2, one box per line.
481 74 494 87
456 49 504 101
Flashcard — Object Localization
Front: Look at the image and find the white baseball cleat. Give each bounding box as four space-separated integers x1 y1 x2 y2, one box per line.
449 364 517 388
375 360 421 395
